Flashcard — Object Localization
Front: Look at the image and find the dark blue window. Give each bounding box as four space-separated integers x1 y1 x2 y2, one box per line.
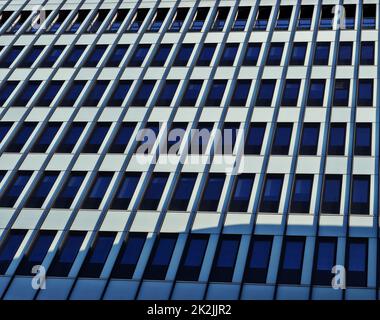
254 6 271 30
0 81 18 106
108 122 136 153
243 43 261 66
244 236 273 283
25 172 59 208
82 122 111 153
180 80 202 106
313 237 337 285
255 80 276 106
62 45 86 67
144 234 177 280
260 174 284 212
298 6 313 30
189 122 214 154
230 80 251 106
0 171 32 207
134 122 160 154
18 46 44 68
220 43 239 66
299 123 320 155
46 10 70 33
82 173 114 209
351 175 370 215
344 5 356 29
328 123 346 155
6 12 29 34
205 80 227 106
333 79 350 106
362 5 376 29
127 9 149 32
209 235 241 282
176 234 209 281
346 238 368 287
322 175 342 213
266 43 284 65
16 231 56 276
219 123 239 154
313 42 330 65
276 6 292 30
271 123 293 155
128 44 150 67
36 81 64 106
83 45 107 67
59 80 87 106
48 231 86 277
13 81 41 107
79 232 116 278
107 80 132 106
319 6 334 30
0 46 23 68
0 11 12 29
0 171 5 183
31 122 61 153
198 174 225 211
196 43 216 66
169 173 197 211
148 8 168 32
232 7 250 31
245 123 266 154
357 79 373 106
151 44 172 67
132 80 156 106
168 8 188 32
53 172 86 208
5 122 37 152
355 123 371 156
0 230 27 275
86 10 109 33
0 122 13 143
281 80 300 106
290 42 307 65
139 173 169 210
307 79 325 106
156 80 179 106
173 44 194 66
211 7 229 31
190 8 209 31
56 122 86 153
360 42 374 65
112 233 146 279
83 80 109 106
338 42 353 65
105 44 129 67
278 237 305 284
167 122 187 154
229 174 255 212
110 172 141 210
40 45 65 68
290 174 313 213
65 10 89 33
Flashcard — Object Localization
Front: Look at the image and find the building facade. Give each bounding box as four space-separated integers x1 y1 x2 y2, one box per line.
0 0 378 300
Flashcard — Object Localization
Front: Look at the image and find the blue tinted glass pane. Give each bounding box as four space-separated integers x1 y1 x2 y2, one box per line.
183 238 208 267
293 177 313 202
356 125 371 148
282 81 300 105
324 177 341 202
352 178 369 203
109 123 135 153
63 46 86 67
144 175 168 201
6 123 37 152
30 173 58 198
28 232 55 262
106 45 129 67
0 82 18 105
37 81 63 106
330 125 345 147
119 234 146 265
197 44 216 66
0 46 23 68
263 176 283 202
59 173 85 198
316 240 336 271
111 173 140 208
256 80 276 105
86 174 113 200
157 81 179 106
245 124 266 154
301 125 319 148
173 175 196 201
206 81 227 105
108 81 131 106
249 239 272 269
57 123 86 152
41 46 64 67
14 81 41 106
83 81 109 106
181 80 202 105
83 123 110 152
0 122 12 142
174 44 194 66
88 234 115 264
57 233 85 263
348 242 366 271
338 42 352 64
84 45 107 67
151 237 176 266
244 44 261 65
132 81 155 106
291 43 307 64
308 80 325 105
60 81 86 106
233 176 254 201
216 238 239 268
220 44 238 65
283 240 304 269
151 45 172 66
314 43 330 64
361 42 374 64
0 230 26 274
203 176 225 201
19 46 44 67
267 44 284 65
129 45 150 66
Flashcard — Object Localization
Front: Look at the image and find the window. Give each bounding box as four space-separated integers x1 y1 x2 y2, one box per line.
59 80 87 106
109 173 141 210
82 173 113 209
196 43 216 66
111 233 146 279
166 122 187 154
351 175 370 215
173 44 194 66
107 80 132 106
243 43 261 66
219 123 239 154
260 174 284 212
40 45 65 68
16 231 56 275
357 79 373 106
281 80 300 106
290 42 307 65
290 175 313 213
245 123 266 154
198 174 225 211
128 44 150 67
328 123 346 155
25 172 59 208
86 10 109 33
131 80 156 106
297 6 313 30
83 45 107 67
53 172 86 208
276 6 292 30
0 11 12 29
307 79 325 106
190 7 209 31
82 122 111 153
18 46 44 68
313 42 330 65
0 171 32 207
321 175 342 213
65 10 90 33
338 42 353 65
0 122 13 143
354 123 371 156
319 5 334 30
244 236 273 283
209 235 240 282
180 80 202 106
6 12 30 34
36 81 64 106
278 237 305 284
105 9 128 33
105 44 129 67
360 42 375 65
344 5 356 29
139 173 169 210
156 80 179 106
5 122 37 152
134 122 160 154
176 234 209 281
228 174 254 212
151 44 172 67
232 7 250 31
205 80 227 106
31 122 61 153
46 10 70 33
362 4 376 29
254 6 271 30
0 171 5 183
127 9 149 32
189 122 213 154
266 43 284 65
108 122 135 153
230 80 251 106
61 45 86 67
83 80 109 106
271 123 293 155
0 81 18 106
144 234 177 280
168 173 197 211
312 237 337 285
211 7 229 31
255 80 276 106
346 238 368 287
220 43 239 66
48 231 86 277
0 230 27 275
299 123 320 155
169 8 189 32
333 79 350 106
13 81 41 107
56 122 86 153
148 8 168 32
79 232 116 278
